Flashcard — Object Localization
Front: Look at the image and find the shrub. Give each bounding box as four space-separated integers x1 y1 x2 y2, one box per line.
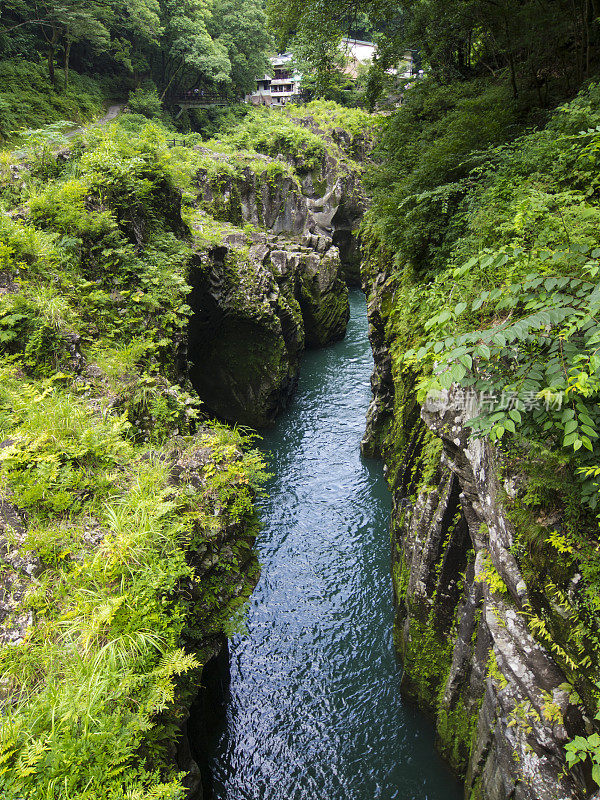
127 83 163 118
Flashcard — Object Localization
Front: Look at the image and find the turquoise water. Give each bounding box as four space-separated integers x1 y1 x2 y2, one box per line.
207 290 463 800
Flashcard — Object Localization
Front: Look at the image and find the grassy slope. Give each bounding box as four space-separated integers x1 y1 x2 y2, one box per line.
0 101 373 798
0 60 109 144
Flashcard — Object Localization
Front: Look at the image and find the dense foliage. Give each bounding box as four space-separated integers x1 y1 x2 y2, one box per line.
0 58 106 141
0 0 272 138
270 0 600 107
0 114 273 798
0 99 373 797
281 3 600 793
362 73 600 785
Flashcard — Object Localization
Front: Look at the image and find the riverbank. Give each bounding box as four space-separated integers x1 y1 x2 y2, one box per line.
360 81 600 800
0 102 377 798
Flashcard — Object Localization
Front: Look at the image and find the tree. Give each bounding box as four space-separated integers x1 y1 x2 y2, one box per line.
268 0 600 103
291 23 345 101
0 0 273 100
267 0 403 101
157 0 230 96
0 0 110 86
52 1 110 90
108 0 162 75
209 0 272 95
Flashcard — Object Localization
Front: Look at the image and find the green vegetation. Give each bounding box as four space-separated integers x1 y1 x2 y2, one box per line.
0 408 264 800
0 114 275 797
0 0 272 139
203 101 377 171
272 0 598 108
298 0 600 787
0 58 106 142
6 0 600 787
364 78 600 789
372 81 600 607
0 96 372 796
437 695 480 774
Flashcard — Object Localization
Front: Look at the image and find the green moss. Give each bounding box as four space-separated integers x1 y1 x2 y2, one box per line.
300 271 349 347
420 432 444 490
399 616 453 711
310 168 328 197
437 697 481 773
435 610 486 774
468 774 485 800
392 545 410 602
487 650 508 690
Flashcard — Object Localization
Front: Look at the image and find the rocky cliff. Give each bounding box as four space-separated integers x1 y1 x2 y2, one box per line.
187 227 348 428
362 266 599 800
186 116 369 428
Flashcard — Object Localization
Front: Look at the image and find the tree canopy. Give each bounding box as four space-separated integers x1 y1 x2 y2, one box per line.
269 0 600 104
0 0 272 95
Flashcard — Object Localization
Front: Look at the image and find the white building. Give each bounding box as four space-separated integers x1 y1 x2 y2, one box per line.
339 39 416 79
339 39 417 79
339 38 377 79
250 54 301 107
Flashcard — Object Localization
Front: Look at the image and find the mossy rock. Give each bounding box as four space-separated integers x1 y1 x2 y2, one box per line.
189 316 298 428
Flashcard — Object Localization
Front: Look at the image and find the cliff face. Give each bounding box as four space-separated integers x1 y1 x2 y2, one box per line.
187 128 367 427
362 269 597 800
187 228 348 428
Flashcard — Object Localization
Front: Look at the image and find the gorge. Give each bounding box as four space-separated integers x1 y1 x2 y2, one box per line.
2 88 600 800
200 290 462 800
184 95 600 800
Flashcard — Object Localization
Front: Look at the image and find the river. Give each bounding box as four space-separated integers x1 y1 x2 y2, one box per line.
205 289 463 800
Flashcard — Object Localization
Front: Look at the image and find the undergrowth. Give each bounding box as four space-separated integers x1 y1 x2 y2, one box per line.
0 111 288 798
364 78 600 784
0 60 107 144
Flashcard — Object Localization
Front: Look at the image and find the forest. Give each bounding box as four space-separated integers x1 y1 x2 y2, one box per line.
0 0 272 138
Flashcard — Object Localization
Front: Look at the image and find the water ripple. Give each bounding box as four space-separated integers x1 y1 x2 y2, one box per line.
206 291 462 800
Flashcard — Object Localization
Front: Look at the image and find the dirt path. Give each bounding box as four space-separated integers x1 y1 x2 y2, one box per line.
10 103 124 159
64 103 124 139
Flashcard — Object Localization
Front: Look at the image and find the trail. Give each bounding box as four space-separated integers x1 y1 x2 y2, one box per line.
9 103 124 159
64 103 124 139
